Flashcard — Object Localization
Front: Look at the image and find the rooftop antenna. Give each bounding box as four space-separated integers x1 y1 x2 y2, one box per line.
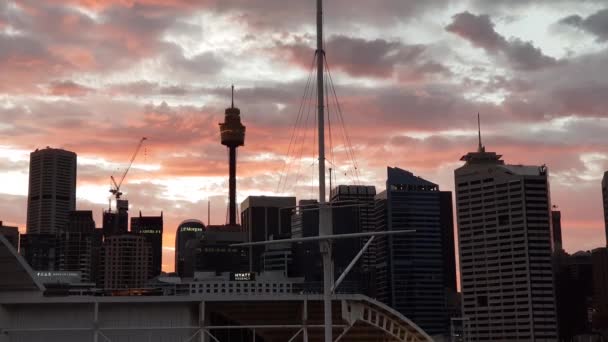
231 84 235 109
477 113 485 153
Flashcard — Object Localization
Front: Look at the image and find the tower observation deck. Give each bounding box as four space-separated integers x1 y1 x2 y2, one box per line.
219 86 246 226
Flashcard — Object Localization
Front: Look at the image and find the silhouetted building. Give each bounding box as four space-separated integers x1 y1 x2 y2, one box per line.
552 209 563 252
102 200 129 238
193 226 248 274
593 247 608 337
57 210 100 283
0 221 19 250
19 234 57 271
261 238 294 277
131 211 163 277
241 196 296 272
291 200 321 282
603 172 608 246
220 86 246 226
26 147 77 235
330 185 376 295
555 251 593 340
374 167 456 337
455 139 557 341
100 234 152 289
175 219 205 277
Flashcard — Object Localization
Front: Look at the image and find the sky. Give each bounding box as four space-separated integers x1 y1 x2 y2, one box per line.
1 0 608 272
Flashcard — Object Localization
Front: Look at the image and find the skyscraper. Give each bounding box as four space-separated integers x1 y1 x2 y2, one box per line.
330 185 376 294
26 147 77 235
57 210 99 283
241 196 296 272
374 167 456 337
131 211 163 277
455 136 557 341
603 171 608 246
174 219 205 277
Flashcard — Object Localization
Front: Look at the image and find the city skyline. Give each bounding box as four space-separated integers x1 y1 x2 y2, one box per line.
2 0 608 272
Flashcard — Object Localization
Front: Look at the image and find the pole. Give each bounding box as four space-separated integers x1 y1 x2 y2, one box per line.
316 1 332 342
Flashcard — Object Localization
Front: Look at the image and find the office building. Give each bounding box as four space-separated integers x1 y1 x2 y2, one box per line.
19 234 57 270
102 199 129 238
26 147 77 235
552 210 563 252
175 219 205 277
330 185 376 295
57 210 100 283
455 138 557 341
593 247 608 336
603 172 608 246
100 234 152 289
0 221 19 250
554 251 593 340
291 200 321 282
131 212 163 277
375 167 456 337
241 196 296 272
192 226 248 274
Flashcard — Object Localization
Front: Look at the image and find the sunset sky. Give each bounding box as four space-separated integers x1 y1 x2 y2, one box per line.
1 0 608 272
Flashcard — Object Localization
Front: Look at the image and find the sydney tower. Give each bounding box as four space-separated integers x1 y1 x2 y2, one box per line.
219 86 246 226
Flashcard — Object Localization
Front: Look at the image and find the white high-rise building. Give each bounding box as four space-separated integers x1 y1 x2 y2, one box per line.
26 147 77 235
455 138 557 341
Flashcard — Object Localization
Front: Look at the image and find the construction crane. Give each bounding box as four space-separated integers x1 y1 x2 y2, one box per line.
109 137 147 203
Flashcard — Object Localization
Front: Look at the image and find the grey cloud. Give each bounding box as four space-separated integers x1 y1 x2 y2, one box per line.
446 11 558 71
560 9 608 42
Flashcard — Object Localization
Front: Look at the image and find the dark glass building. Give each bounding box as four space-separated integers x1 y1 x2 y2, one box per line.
291 200 321 283
0 221 19 250
57 210 99 283
19 233 57 271
240 196 296 272
375 167 456 337
330 185 376 295
175 219 205 277
554 250 593 340
193 226 248 274
593 247 608 337
131 211 163 277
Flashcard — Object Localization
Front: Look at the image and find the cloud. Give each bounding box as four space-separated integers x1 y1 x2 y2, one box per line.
446 11 558 71
276 34 446 80
559 8 608 42
48 80 94 96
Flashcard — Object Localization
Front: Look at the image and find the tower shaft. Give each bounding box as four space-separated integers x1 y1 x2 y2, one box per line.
229 146 237 226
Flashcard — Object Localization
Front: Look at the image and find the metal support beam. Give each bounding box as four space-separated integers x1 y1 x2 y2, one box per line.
303 299 309 342
287 328 303 342
93 302 99 342
333 325 353 342
203 330 220 342
199 301 206 342
332 236 374 293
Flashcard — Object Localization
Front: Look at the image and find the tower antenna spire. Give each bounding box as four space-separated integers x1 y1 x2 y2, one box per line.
477 112 485 152
231 84 235 109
